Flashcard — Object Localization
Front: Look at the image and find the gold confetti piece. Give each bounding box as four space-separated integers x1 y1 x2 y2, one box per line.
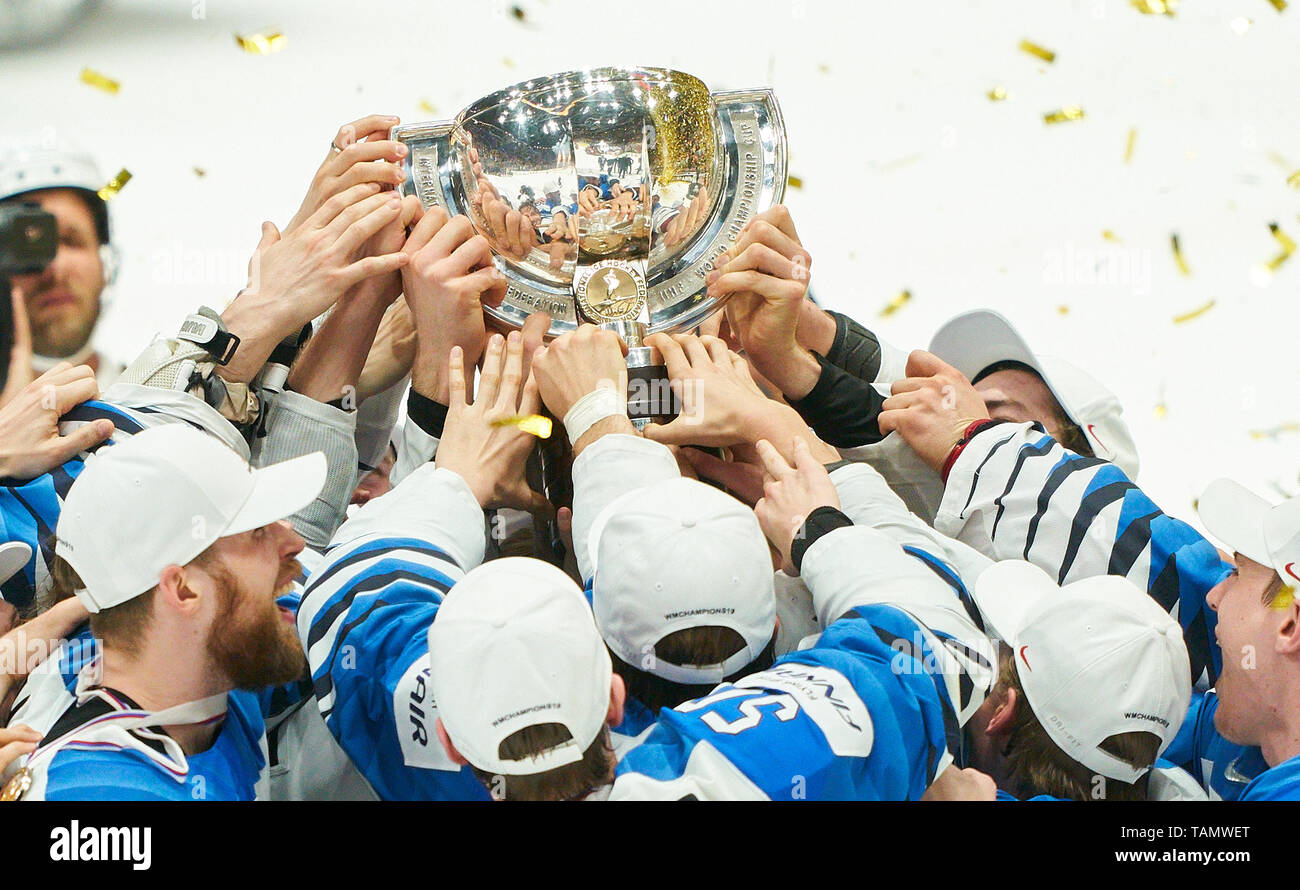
1043 106 1085 125
1131 0 1177 14
79 67 120 94
1154 402 1167 419
1102 229 1120 242
1057 305 1070 315
1268 151 1293 169
878 289 912 318
1171 233 1191 275
1173 298 1215 323
1019 39 1056 63
1125 128 1137 162
1230 16 1253 33
418 99 438 115
817 63 831 74
1249 422 1300 439
502 57 516 69
492 414 552 438
1287 170 1300 188
987 86 1009 101
1266 0 1286 11
509 4 527 21
193 167 207 178
1270 585 1296 610
96 168 131 201
235 30 287 55
1264 222 1297 272
788 174 804 189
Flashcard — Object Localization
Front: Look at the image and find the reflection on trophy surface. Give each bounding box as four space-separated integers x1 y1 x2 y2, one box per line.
394 66 786 423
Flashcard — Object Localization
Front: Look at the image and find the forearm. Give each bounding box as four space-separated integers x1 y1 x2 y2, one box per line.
787 356 885 448
216 291 300 386
288 281 394 404
828 461 993 584
823 309 907 387
256 389 358 549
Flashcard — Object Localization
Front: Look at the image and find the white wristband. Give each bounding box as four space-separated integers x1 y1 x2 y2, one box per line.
563 387 626 446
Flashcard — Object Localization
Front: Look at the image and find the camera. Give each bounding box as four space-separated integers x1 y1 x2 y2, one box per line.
0 202 58 392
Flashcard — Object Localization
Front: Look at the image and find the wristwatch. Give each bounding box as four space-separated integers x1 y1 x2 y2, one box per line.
177 307 240 366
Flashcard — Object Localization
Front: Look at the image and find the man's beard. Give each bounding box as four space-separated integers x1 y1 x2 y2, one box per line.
204 562 307 690
29 290 101 358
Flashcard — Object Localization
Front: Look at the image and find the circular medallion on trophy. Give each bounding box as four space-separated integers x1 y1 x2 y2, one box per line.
574 259 648 323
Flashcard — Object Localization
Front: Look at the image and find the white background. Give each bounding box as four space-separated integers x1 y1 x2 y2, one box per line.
2 0 1297 529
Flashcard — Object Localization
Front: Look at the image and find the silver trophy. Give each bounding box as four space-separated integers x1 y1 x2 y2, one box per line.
394 66 785 423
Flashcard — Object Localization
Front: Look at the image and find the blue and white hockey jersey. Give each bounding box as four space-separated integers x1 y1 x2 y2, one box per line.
935 422 1227 684
609 521 996 801
610 603 968 800
295 463 492 801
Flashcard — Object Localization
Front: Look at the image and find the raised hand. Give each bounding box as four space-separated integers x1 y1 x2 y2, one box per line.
752 437 842 574
878 350 991 473
435 333 550 513
402 208 504 404
286 114 407 234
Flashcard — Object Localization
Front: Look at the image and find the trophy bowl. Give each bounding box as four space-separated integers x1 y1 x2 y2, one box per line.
394 67 786 344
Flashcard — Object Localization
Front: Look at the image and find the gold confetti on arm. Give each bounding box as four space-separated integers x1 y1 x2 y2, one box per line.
1057 305 1070 315
878 289 912 318
787 174 804 189
491 414 553 438
97 169 132 201
418 99 438 115
193 167 207 178
1044 106 1085 125
1124 128 1137 163
235 30 287 55
1153 402 1167 419
1171 233 1191 275
1266 0 1287 12
1287 170 1300 188
1019 39 1056 63
987 86 1009 101
79 67 120 94
1172 298 1215 323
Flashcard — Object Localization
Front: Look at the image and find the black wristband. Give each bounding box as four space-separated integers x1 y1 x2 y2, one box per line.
788 353 885 448
407 389 450 441
791 506 854 573
825 310 885 384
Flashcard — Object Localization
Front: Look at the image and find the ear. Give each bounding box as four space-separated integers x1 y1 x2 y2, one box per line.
155 564 203 613
606 673 626 729
1275 598 1300 657
985 687 1020 738
435 718 469 767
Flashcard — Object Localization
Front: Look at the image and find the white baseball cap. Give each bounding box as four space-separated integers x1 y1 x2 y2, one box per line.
1198 479 1300 588
972 560 1190 783
427 558 612 776
0 542 32 588
55 424 326 613
586 477 776 685
929 309 1139 479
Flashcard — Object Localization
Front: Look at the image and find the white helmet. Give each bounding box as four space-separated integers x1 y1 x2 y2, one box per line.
0 144 111 244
